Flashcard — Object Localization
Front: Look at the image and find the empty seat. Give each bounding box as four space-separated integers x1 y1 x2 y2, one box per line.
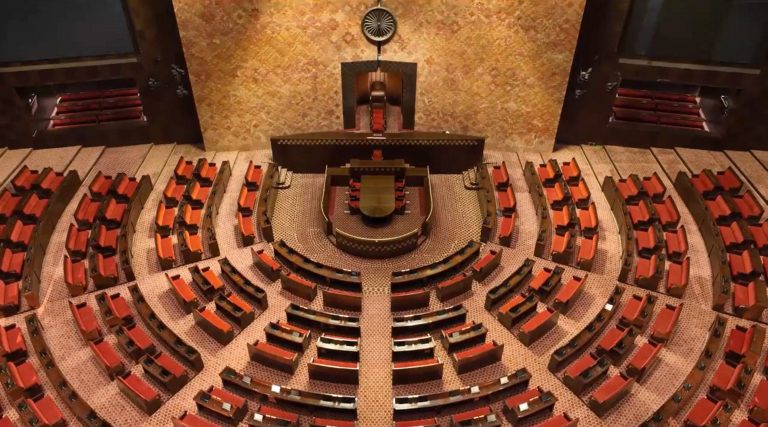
182 204 203 230
194 159 218 184
706 195 736 224
552 275 586 313
749 378 768 423
492 161 510 189
7 359 40 396
174 157 195 182
75 194 102 228
182 229 203 257
685 395 725 427
552 205 571 231
628 199 653 228
537 161 559 186
561 158 581 184
244 161 263 189
249 340 299 374
34 169 64 197
710 360 747 400
0 248 25 280
619 294 652 329
155 202 176 236
635 254 661 288
666 257 690 297
92 253 118 286
665 226 688 261
452 406 496 425
64 256 87 296
497 186 516 214
65 223 89 260
102 198 127 227
0 189 22 222
117 322 156 361
545 182 568 208
729 249 760 282
155 233 175 268
11 166 38 193
641 172 666 202
750 222 768 255
625 340 663 380
498 213 515 247
0 280 20 311
163 180 186 207
194 307 234 345
650 303 682 343
654 197 680 230
89 337 125 378
519 307 559 345
588 372 635 416
578 202 598 236
634 227 658 256
19 193 48 221
104 293 133 327
691 171 718 198
5 218 35 249
617 176 642 203
93 224 119 255
577 233 598 271
551 230 572 262
733 190 764 224
720 221 750 252
113 175 139 202
532 413 579 427
237 212 255 244
238 185 258 214
0 324 27 360
716 167 743 194
167 273 199 313
569 178 591 208
597 325 635 362
187 181 211 208
69 301 101 341
173 411 219 427
733 281 766 320
725 325 756 362
89 171 114 200
117 372 161 414
252 404 300 426
25 394 64 427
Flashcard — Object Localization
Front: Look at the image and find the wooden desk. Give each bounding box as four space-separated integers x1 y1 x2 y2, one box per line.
360 175 395 218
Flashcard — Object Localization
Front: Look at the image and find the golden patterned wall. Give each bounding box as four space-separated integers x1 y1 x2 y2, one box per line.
172 0 586 152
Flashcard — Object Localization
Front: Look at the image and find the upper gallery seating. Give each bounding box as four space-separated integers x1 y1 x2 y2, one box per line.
612 87 707 130
154 157 231 270
64 171 151 296
0 166 80 311
678 166 768 319
49 87 143 130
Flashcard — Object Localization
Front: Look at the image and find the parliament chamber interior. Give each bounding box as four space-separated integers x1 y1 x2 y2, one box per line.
0 1 768 426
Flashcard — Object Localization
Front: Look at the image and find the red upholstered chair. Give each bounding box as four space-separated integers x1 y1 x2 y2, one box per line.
173 411 219 427
545 181 568 209
69 300 102 341
238 185 258 215
720 221 750 252
174 157 195 183
187 181 211 208
113 174 139 202
551 230 573 263
194 158 218 184
497 186 516 215
537 161 559 187
237 212 255 244
498 213 516 247
729 249 760 283
7 359 41 397
93 253 119 286
628 199 653 228
6 218 35 250
569 178 591 209
578 202 599 237
560 158 581 184
635 254 660 288
732 281 766 320
552 275 586 314
155 233 176 268
577 233 598 271
93 224 119 255
650 303 682 343
665 257 690 298
641 172 666 202
750 222 768 255
19 192 49 221
654 197 680 231
0 324 27 361
181 204 203 231
691 171 718 199
117 372 161 414
531 414 579 427
0 248 25 280
716 167 743 194
706 195 737 225
11 166 38 193
749 378 768 423
0 281 20 312
65 223 89 260
25 394 65 427
625 340 663 380
634 227 658 257
163 179 186 208
64 256 87 296
102 198 127 227
665 226 688 262
155 201 176 237
451 405 494 425
685 395 725 427
75 194 102 228
588 372 634 416
34 169 64 197
244 161 263 190
0 189 22 222
725 324 756 363
710 360 747 401
492 161 510 190
552 205 571 232
89 337 126 378
617 176 642 203
619 294 652 329
253 405 300 425
89 171 114 200
733 190 764 224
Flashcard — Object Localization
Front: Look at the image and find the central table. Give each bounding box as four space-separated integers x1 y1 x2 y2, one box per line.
359 175 395 218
